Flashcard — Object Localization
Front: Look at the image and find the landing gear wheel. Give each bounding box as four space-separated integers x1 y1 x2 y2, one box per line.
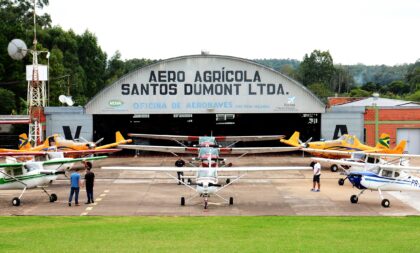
50 193 58 202
338 178 345 186
226 178 231 184
180 197 185 206
175 159 185 167
229 197 234 205
12 197 20 206
330 164 338 172
350 195 358 204
187 179 192 185
381 199 390 208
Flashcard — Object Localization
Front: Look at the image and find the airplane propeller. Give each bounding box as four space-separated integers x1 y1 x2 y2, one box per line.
299 137 312 148
95 137 104 145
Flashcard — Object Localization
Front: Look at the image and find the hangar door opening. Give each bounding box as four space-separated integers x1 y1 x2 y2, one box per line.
93 113 321 147
397 128 420 154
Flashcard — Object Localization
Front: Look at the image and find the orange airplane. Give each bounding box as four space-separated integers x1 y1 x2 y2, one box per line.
281 131 406 171
0 131 131 156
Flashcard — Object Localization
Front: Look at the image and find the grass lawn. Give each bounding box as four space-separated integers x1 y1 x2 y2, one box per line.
0 216 419 253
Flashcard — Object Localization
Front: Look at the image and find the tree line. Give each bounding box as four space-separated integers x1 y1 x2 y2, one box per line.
1 0 419 114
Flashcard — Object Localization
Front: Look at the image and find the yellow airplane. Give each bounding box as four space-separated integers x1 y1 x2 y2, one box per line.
281 131 406 171
0 131 132 155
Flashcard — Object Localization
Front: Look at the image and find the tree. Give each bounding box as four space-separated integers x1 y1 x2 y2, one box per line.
331 65 355 94
105 51 125 84
298 50 335 86
349 88 371 97
0 88 16 114
407 90 420 102
406 59 420 91
308 83 333 102
384 81 410 95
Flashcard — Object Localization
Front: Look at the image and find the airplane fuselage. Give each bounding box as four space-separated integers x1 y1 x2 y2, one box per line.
0 171 57 189
348 171 420 192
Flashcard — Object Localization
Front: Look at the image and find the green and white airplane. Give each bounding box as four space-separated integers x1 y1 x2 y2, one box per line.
0 155 107 206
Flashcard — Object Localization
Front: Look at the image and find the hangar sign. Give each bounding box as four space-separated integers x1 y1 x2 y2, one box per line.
86 55 324 114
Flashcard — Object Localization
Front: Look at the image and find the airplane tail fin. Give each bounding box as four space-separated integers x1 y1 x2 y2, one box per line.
116 131 132 144
375 133 390 149
280 131 300 147
392 140 407 154
18 133 32 150
96 131 132 150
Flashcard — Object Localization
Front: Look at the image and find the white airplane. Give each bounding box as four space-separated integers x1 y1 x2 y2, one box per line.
0 155 107 206
312 153 420 208
103 157 311 209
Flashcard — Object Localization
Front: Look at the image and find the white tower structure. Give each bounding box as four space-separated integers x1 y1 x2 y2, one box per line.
27 0 48 144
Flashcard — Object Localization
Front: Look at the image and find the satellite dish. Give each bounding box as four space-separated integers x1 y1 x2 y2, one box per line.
8 39 28 60
58 95 74 106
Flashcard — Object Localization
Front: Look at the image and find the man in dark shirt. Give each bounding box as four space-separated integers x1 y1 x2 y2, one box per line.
84 163 95 204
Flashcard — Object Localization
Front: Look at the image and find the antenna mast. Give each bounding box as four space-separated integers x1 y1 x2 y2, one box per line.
27 0 47 145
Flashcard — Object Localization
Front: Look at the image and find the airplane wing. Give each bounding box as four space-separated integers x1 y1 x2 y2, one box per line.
0 162 25 168
118 145 199 154
0 151 47 156
0 149 120 157
219 147 299 154
102 166 200 172
61 149 121 155
217 166 312 172
215 135 285 142
128 134 285 142
101 166 311 172
41 155 108 166
311 157 365 167
128 133 198 141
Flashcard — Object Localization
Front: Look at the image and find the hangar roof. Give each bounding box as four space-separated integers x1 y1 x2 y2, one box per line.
334 97 419 107
86 54 325 114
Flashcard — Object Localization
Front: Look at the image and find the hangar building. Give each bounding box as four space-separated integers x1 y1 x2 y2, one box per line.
323 97 420 154
47 54 325 145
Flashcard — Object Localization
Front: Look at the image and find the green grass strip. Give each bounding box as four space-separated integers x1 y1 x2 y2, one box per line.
0 216 419 253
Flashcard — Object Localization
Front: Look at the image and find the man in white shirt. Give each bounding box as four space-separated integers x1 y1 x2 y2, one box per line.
311 161 321 192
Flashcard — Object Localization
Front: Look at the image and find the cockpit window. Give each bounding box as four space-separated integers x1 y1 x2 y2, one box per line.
382 169 393 177
198 169 217 178
353 153 365 160
198 136 216 144
337 135 346 141
394 171 400 177
199 147 219 156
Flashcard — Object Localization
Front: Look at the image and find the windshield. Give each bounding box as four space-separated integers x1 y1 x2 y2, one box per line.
353 153 366 160
199 137 216 145
337 135 346 141
197 169 217 178
199 147 219 156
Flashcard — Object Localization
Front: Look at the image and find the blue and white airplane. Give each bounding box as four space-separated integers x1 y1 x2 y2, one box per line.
313 152 420 208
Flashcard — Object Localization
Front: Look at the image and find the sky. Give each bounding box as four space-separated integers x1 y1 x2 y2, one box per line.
44 0 420 66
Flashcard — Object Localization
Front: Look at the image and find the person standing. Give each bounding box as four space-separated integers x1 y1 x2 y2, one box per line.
311 161 321 192
68 170 82 206
84 163 95 204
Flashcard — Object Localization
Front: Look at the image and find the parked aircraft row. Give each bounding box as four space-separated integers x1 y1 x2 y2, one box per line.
0 131 418 210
